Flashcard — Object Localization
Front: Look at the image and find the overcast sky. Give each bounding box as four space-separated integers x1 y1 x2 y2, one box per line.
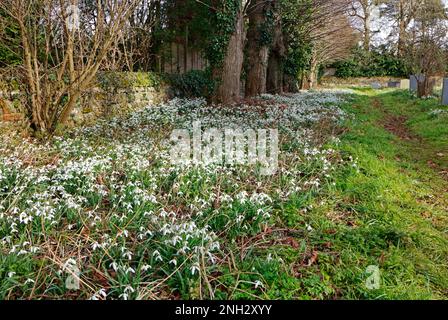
370 0 448 47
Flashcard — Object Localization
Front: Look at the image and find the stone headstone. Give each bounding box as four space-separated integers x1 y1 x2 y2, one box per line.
410 75 420 92
400 79 410 90
388 81 401 88
371 82 382 90
428 77 437 90
442 78 448 106
323 68 337 77
430 76 443 88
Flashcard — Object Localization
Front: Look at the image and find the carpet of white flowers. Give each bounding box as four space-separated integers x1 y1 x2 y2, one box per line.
0 90 356 299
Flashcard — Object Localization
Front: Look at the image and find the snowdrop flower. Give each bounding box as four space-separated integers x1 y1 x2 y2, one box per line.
140 264 152 272
90 288 107 300
191 263 200 275
254 280 264 289
119 293 128 300
169 259 177 267
109 262 118 272
98 288 107 298
143 211 153 217
119 230 129 238
124 267 135 275
62 258 78 272
122 250 133 260
124 286 135 294
152 250 163 262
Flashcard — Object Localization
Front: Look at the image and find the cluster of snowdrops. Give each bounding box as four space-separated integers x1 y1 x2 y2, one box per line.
0 90 357 299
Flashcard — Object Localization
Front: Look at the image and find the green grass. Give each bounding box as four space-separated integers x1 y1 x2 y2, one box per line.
311 88 448 299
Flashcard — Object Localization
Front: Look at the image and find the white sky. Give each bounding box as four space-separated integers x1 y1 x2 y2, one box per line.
370 0 448 47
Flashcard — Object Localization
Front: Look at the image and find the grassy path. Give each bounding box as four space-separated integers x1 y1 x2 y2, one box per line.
326 88 448 299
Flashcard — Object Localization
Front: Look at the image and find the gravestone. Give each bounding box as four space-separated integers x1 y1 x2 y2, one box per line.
428 76 443 89
400 79 410 90
410 75 421 92
388 81 401 88
371 82 382 90
442 78 448 106
428 77 437 92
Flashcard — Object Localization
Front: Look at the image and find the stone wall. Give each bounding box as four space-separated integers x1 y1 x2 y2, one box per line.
69 86 168 126
0 85 168 127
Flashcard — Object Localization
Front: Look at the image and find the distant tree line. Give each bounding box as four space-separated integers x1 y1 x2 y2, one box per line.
338 0 448 96
0 0 447 134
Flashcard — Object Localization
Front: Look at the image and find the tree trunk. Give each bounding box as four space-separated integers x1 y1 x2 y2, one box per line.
267 54 283 94
397 1 406 56
266 11 285 94
308 52 318 89
364 16 371 51
245 0 270 97
213 9 245 104
362 1 371 51
284 74 299 93
299 72 308 90
397 20 406 56
417 77 434 98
